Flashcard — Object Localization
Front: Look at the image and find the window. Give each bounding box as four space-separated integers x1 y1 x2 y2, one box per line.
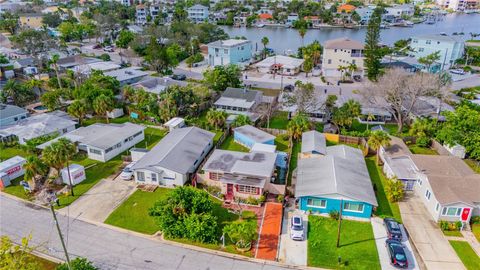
425 189 431 200
224 49 228 54
327 59 332 64
419 48 424 52
237 185 258 194
137 171 145 181
89 148 102 155
62 128 68 133
436 203 440 212
334 49 337 53
426 40 431 44
133 131 143 137
442 207 462 216
343 202 364 212
209 172 222 181
14 117 18 121
151 173 157 182
307 198 327 208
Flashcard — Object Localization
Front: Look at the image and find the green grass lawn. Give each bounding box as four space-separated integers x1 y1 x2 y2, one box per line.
265 111 289 130
2 176 33 200
213 130 225 145
0 146 30 162
465 159 480 173
275 135 290 152
308 216 381 269
442 230 463 237
473 224 480 242
366 157 402 222
287 141 300 186
449 240 480 270
134 127 166 150
82 116 131 126
219 136 249 152
105 188 172 234
31 254 59 270
408 145 438 155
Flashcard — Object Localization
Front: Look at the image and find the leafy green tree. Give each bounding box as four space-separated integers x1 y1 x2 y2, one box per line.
149 186 218 243
0 53 9 64
287 113 311 140
0 235 41 270
302 53 314 77
367 131 391 165
418 51 441 72
0 12 19 35
223 220 257 249
23 156 47 192
1 79 35 106
385 177 404 203
231 114 252 128
57 257 98 270
93 94 114 123
203 64 242 92
42 13 62 28
144 37 180 74
115 30 135 61
42 138 76 181
10 29 55 64
158 96 178 122
68 99 88 125
40 91 62 111
298 26 307 47
206 108 227 130
364 7 383 81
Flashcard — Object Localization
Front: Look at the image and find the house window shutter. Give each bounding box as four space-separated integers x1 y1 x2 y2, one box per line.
235 185 238 191
256 188 260 195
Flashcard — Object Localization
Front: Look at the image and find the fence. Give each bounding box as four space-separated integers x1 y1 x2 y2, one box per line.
259 127 288 136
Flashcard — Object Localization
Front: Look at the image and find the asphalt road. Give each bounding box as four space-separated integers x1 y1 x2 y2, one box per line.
0 194 294 270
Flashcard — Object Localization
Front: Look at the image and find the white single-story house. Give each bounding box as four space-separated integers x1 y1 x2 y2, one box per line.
131 76 188 95
56 55 101 71
254 55 304 76
38 122 145 162
164 117 185 131
104 67 149 86
0 104 28 127
131 127 214 186
70 61 121 75
233 125 275 149
0 112 77 144
299 130 327 159
214 87 263 115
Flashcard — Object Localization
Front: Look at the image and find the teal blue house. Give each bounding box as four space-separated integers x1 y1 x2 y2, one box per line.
295 140 378 219
207 39 252 67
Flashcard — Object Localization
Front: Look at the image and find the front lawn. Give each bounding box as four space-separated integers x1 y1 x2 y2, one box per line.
134 127 166 150
308 216 380 269
0 146 30 161
105 188 172 234
408 144 438 155
366 157 402 222
473 224 480 242
220 136 249 152
449 240 480 270
275 134 290 152
265 111 289 130
287 141 300 186
82 115 131 126
2 176 32 200
442 230 463 237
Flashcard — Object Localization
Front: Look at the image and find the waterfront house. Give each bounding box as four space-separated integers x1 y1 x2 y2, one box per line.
257 13 273 24
0 104 28 128
410 34 464 70
135 4 148 25
187 4 209 23
233 125 275 149
255 55 304 75
214 87 262 116
131 127 214 186
355 6 375 24
38 122 145 162
321 37 364 78
200 149 278 200
337 4 356 13
296 143 378 220
384 4 414 18
0 112 77 145
436 0 472 11
286 13 299 26
303 16 320 25
207 39 252 67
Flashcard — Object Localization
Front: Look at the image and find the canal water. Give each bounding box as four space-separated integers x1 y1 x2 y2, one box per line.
221 13 480 53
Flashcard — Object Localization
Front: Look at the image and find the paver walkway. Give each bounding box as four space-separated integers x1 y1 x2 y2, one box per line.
256 203 283 261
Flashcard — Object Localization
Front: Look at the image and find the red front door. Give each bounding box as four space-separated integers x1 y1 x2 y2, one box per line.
461 208 471 221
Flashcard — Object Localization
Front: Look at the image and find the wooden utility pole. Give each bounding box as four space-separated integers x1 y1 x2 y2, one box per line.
336 199 343 248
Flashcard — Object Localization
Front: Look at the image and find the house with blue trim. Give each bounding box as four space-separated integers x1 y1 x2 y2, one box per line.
295 132 377 219
233 125 275 149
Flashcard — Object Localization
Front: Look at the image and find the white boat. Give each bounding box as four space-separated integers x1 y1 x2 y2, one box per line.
256 24 265 28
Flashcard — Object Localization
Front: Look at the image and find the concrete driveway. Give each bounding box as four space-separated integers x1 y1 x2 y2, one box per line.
278 209 307 266
371 217 419 270
399 194 465 270
58 176 136 222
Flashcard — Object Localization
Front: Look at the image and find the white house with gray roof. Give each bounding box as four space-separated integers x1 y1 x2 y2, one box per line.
300 130 327 159
131 127 214 186
214 87 263 115
38 122 145 162
104 67 149 86
0 104 28 127
131 76 188 95
187 4 209 23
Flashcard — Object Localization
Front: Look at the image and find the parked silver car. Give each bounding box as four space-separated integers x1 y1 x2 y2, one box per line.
290 216 305 241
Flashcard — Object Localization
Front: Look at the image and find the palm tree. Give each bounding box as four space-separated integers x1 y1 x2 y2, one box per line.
310 40 322 65
337 65 348 81
1 79 22 104
261 36 269 59
367 131 391 165
298 27 307 47
42 138 76 187
347 63 358 80
93 94 114 123
68 99 88 125
49 54 63 90
366 113 375 130
65 70 79 91
344 99 361 118
231 114 252 128
287 113 311 140
206 109 226 130
23 156 47 192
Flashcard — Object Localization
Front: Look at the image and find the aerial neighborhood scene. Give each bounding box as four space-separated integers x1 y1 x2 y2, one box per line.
2 0 480 269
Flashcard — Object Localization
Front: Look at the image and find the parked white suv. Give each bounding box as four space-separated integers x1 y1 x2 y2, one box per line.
119 162 136 180
290 216 305 241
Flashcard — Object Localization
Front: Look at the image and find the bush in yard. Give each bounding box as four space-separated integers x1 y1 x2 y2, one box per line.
416 136 431 148
439 220 449 231
259 195 266 204
329 210 340 220
223 220 257 251
149 186 218 243
57 258 97 270
246 196 259 205
277 194 284 203
385 177 404 202
471 216 480 224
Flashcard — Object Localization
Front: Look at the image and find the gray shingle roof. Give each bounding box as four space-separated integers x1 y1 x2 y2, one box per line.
132 127 214 174
222 87 261 102
57 56 101 68
233 125 275 143
301 130 326 155
0 104 27 121
295 145 377 206
132 76 187 94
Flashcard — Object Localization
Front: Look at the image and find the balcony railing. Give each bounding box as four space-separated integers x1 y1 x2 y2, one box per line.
351 53 364 57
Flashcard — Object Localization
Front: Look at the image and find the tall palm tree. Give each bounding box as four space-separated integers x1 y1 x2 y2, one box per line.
49 54 63 90
231 114 252 128
367 131 391 165
1 79 21 104
23 156 47 192
344 99 362 118
366 113 375 130
287 113 311 140
42 138 76 186
337 65 348 81
206 109 226 130
347 63 358 80
298 27 307 47
93 94 114 123
68 99 88 125
261 36 269 59
65 70 79 91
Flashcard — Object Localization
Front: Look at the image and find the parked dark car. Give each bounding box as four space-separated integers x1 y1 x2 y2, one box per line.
172 74 186 81
384 218 402 240
284 84 294 92
386 239 408 268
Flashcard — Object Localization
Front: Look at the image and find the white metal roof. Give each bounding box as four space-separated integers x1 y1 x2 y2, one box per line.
0 156 26 172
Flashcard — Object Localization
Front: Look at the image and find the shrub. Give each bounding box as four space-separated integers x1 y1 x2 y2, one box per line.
276 194 284 203
246 196 259 205
223 220 257 250
259 195 266 204
416 136 431 148
439 220 449 231
385 178 404 202
329 210 340 220
280 134 290 141
471 216 480 224
455 221 463 230
57 257 98 270
99 53 111 61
